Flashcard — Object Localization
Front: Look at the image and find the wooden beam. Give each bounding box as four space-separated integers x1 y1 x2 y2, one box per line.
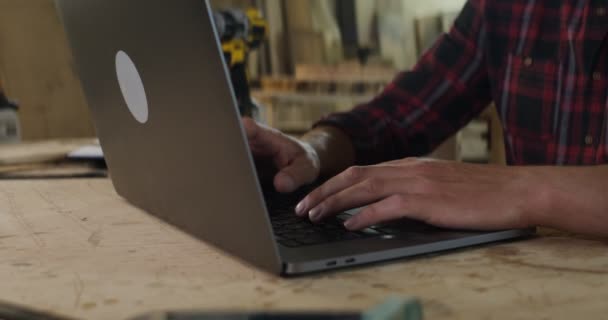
0 0 95 140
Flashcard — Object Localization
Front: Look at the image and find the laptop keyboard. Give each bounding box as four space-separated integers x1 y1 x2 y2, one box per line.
264 186 381 248
270 210 382 247
264 185 444 248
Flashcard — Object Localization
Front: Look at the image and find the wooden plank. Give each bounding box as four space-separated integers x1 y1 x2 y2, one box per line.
284 1 343 66
262 0 289 75
0 179 606 320
0 162 105 179
414 15 443 57
0 0 95 140
209 0 253 9
0 138 97 165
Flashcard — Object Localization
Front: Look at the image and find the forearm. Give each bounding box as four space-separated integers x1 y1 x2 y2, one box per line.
525 166 608 237
312 1 491 166
301 126 355 178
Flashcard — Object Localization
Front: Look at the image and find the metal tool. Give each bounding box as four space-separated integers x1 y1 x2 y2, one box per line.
0 81 20 144
213 7 268 118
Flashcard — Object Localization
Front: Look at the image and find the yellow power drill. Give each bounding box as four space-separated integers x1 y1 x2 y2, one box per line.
213 8 267 118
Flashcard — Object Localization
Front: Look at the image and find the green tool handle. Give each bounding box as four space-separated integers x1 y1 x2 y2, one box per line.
130 297 422 320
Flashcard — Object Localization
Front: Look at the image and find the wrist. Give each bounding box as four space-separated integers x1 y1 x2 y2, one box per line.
296 139 321 175
515 167 556 228
302 126 355 177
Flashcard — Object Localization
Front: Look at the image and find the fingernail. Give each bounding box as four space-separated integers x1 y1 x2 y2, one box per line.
309 207 321 221
295 201 306 216
344 219 356 230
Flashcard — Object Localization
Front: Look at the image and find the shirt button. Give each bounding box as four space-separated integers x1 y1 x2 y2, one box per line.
597 7 607 16
593 72 602 81
585 135 594 145
524 57 533 66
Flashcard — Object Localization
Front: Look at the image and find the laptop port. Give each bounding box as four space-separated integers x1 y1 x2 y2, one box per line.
345 258 356 264
326 260 337 267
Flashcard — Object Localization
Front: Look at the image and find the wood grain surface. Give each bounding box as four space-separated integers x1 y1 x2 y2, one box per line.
0 179 606 320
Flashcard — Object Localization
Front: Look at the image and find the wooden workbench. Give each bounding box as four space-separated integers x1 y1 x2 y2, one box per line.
0 178 606 320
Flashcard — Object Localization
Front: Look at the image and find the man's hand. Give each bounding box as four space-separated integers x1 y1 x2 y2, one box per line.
295 158 538 231
244 119 608 237
243 118 320 193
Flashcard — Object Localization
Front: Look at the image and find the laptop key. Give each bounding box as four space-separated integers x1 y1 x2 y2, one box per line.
275 230 293 237
287 222 310 230
321 224 341 230
278 239 300 247
358 228 381 236
286 230 310 239
373 227 403 235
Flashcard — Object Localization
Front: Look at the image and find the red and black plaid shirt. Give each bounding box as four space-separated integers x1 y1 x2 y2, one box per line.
316 0 608 165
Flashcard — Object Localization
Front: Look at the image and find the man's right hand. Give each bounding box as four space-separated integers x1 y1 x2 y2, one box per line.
242 118 320 193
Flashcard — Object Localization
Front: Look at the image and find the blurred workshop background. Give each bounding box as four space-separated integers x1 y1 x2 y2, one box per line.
0 0 505 164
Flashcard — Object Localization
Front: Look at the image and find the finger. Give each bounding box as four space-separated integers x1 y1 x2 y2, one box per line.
242 117 262 141
296 165 398 216
275 156 318 193
242 118 283 157
343 194 427 230
296 166 369 215
243 118 299 171
308 177 412 222
379 157 420 166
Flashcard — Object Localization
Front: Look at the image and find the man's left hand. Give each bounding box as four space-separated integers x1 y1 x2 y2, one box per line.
295 158 538 231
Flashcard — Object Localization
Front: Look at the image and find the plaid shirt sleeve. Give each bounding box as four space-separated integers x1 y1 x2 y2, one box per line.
314 0 492 165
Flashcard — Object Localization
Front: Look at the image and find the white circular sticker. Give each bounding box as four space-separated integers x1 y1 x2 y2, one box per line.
115 50 149 124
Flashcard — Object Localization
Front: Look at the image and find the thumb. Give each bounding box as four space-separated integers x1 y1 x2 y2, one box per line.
274 157 318 193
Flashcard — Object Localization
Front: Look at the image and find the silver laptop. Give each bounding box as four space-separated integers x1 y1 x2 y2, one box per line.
55 0 533 275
